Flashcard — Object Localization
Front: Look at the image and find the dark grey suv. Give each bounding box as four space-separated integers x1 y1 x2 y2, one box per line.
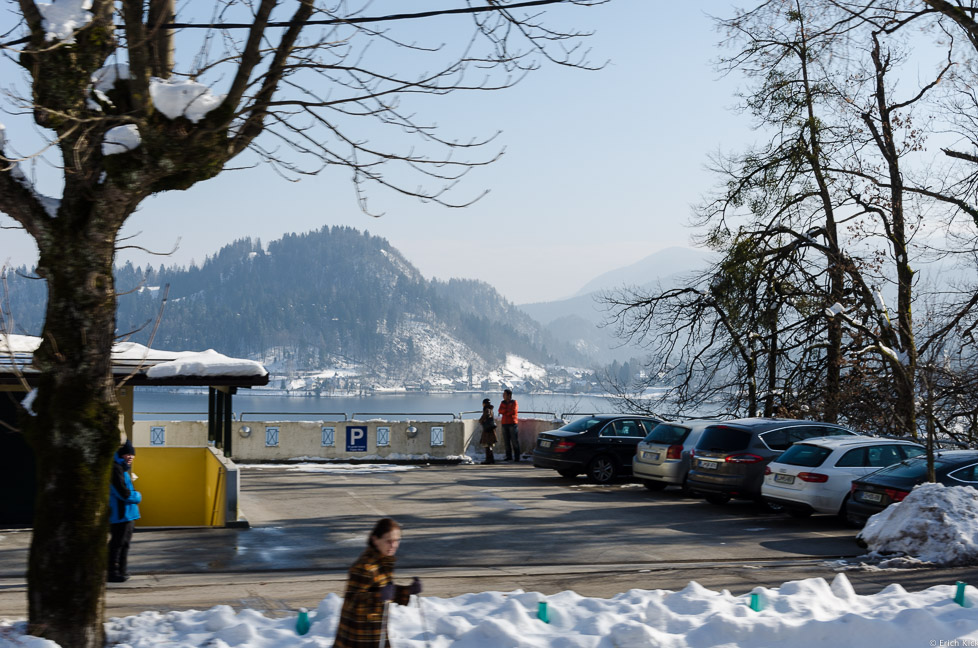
686 418 858 505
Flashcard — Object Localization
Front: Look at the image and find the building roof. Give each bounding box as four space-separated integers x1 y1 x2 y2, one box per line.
0 335 269 388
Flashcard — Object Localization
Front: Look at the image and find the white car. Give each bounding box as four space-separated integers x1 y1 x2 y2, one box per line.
761 436 925 519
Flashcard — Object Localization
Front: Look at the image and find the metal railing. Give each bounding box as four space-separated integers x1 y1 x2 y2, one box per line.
350 412 459 421
239 411 349 421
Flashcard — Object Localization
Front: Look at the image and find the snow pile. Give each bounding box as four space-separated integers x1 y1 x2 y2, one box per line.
37 0 92 42
150 79 224 123
102 125 141 156
2 575 976 647
238 463 418 474
858 483 978 565
146 349 267 379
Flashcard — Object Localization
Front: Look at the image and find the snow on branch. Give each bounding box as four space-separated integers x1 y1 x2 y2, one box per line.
37 0 93 43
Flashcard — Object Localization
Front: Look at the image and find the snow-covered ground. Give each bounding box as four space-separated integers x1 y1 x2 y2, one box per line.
2 573 975 648
3 483 978 647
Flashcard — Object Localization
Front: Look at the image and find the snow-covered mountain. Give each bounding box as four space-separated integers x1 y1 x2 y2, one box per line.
5 226 588 388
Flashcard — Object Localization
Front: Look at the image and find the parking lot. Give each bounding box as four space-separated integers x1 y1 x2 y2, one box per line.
2 462 975 617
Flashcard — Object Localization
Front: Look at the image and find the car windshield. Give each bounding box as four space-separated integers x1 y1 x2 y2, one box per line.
559 418 603 433
643 424 689 444
867 456 955 480
777 443 831 468
697 426 751 452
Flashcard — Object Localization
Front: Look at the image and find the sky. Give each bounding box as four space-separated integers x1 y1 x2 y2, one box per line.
0 2 751 305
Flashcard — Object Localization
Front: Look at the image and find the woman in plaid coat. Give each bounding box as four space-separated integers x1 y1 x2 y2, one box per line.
333 518 421 648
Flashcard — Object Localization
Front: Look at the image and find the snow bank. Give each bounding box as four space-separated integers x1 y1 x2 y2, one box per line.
2 575 976 647
858 482 978 565
237 463 418 474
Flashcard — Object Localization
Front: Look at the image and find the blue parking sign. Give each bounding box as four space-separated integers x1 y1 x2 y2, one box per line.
347 425 368 452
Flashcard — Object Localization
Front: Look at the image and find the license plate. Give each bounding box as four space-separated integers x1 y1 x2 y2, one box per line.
859 491 882 503
774 474 795 484
699 460 718 470
540 440 552 448
642 451 660 461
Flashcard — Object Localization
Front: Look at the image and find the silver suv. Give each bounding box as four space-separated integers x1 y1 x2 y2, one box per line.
686 418 858 505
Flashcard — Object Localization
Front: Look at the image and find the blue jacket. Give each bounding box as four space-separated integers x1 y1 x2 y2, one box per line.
109 455 142 524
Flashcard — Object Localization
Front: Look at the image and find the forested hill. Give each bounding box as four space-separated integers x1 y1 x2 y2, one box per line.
5 226 580 381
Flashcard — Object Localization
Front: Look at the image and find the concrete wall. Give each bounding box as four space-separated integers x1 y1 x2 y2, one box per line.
133 417 565 461
132 446 238 527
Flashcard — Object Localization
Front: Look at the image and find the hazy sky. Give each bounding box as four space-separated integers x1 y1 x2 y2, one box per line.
0 2 751 304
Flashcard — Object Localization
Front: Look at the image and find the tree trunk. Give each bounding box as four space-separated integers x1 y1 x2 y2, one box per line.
25 227 121 648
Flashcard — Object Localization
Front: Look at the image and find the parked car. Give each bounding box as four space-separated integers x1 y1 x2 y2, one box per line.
761 436 925 519
532 415 661 484
846 450 978 526
633 420 719 492
687 418 858 506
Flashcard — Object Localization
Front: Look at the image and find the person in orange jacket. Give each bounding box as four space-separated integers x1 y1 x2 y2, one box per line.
498 389 520 461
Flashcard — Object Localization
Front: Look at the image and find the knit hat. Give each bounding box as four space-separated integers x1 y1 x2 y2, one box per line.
118 439 136 456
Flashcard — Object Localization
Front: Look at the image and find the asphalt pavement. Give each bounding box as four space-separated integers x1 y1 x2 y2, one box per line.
2 462 978 618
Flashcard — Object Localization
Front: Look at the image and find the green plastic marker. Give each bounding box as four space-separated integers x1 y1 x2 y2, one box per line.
955 581 968 607
296 608 311 635
749 592 763 612
537 601 550 623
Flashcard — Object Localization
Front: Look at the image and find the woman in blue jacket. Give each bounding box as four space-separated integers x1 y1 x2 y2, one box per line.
108 440 141 583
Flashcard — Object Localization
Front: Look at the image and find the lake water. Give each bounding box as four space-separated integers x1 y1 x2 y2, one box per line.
133 389 621 422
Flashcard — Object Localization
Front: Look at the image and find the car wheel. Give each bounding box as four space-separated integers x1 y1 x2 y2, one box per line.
587 456 617 484
642 480 668 491
704 493 730 505
838 496 862 528
679 474 693 497
557 469 579 479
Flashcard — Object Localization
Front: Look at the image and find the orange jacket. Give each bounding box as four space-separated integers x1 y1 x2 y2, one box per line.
498 399 518 425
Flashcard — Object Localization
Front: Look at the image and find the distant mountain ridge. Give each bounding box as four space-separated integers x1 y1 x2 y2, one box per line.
4 226 586 383
519 246 713 363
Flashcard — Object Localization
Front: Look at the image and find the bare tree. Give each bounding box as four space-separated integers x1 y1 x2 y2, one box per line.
0 2 603 646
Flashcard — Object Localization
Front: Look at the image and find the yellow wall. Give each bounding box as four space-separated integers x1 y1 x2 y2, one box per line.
132 447 227 527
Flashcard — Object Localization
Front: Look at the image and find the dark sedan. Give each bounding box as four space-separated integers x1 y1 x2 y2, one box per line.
847 450 978 526
532 415 661 484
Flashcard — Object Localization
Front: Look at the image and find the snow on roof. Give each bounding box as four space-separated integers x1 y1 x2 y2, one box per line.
858 482 978 565
150 78 224 123
0 334 42 354
37 0 93 42
142 349 267 379
0 336 267 380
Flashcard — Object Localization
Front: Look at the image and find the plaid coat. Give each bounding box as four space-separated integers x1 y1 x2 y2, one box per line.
333 547 410 648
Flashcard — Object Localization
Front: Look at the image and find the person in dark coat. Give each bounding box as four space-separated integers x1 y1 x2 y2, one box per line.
333 518 421 648
108 439 141 583
479 398 497 464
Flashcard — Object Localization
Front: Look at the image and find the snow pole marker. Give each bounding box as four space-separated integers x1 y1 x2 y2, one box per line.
295 608 310 635
749 592 764 612
537 601 550 623
955 581 970 607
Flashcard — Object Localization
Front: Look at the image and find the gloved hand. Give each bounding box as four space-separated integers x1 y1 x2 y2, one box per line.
408 577 422 595
378 583 395 601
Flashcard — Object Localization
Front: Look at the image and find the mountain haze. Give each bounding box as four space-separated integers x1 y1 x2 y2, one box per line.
519 247 713 363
